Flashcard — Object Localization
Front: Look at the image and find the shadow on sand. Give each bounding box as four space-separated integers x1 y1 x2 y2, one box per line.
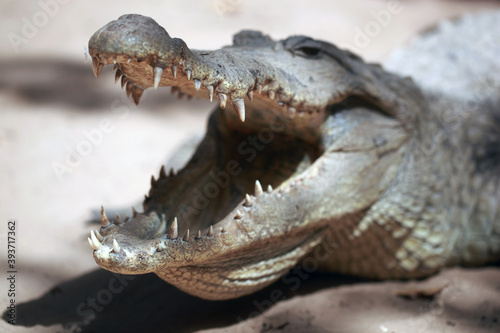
3 268 358 333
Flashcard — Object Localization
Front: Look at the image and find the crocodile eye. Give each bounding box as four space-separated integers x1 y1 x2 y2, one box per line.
295 46 321 58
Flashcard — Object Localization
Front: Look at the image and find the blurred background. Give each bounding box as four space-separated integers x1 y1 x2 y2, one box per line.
1 1 499 332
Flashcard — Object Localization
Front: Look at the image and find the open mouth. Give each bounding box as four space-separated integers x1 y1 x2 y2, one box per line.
85 14 411 299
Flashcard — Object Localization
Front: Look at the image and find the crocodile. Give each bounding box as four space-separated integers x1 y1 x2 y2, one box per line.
86 13 500 300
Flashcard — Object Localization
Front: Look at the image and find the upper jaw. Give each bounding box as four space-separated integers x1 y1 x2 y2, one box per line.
87 14 345 124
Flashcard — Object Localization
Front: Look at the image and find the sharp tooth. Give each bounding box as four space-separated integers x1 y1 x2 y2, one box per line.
171 65 177 78
218 93 227 109
207 85 214 102
159 165 167 179
254 180 263 196
256 84 262 94
247 90 253 101
168 217 178 239
113 58 117 64
194 79 201 91
121 75 128 89
100 206 110 227
207 225 214 237
131 87 144 106
221 226 227 233
267 184 273 193
235 210 243 219
183 229 190 242
232 99 245 122
91 57 103 78
153 67 163 89
90 230 102 250
132 207 138 218
186 69 191 80
114 69 123 84
244 194 253 207
127 58 131 63
116 213 122 224
88 237 95 250
195 230 202 239
268 90 275 100
126 81 134 98
157 241 167 252
113 239 121 253
94 229 104 242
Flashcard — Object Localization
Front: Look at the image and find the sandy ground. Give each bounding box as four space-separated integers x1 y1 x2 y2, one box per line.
1 1 499 332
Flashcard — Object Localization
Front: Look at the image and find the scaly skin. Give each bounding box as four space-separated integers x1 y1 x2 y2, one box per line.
87 14 500 300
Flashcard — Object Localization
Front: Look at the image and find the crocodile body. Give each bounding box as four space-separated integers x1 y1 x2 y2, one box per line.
87 13 500 300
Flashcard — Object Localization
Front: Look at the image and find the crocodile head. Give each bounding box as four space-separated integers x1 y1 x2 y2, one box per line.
87 14 425 300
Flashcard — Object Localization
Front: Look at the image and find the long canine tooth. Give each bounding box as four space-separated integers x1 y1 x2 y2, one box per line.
90 230 102 250
218 93 227 109
171 65 177 78
131 87 144 105
183 229 190 242
247 90 254 101
121 75 128 89
113 239 121 253
132 207 138 218
168 217 178 239
114 69 123 84
159 165 167 179
207 85 214 102
207 225 214 237
94 229 104 242
267 184 273 193
88 237 95 250
194 79 201 91
244 194 253 207
153 67 163 89
186 69 191 80
91 57 103 78
195 230 202 239
126 81 134 98
100 206 110 227
232 99 245 122
254 180 263 196
235 210 243 219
